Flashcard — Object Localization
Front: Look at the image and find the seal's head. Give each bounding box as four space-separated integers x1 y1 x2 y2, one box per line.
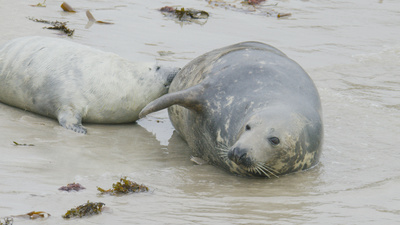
225 107 323 178
154 65 180 89
136 63 180 97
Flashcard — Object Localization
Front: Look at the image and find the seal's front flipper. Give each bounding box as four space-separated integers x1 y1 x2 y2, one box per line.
57 109 87 134
139 84 205 118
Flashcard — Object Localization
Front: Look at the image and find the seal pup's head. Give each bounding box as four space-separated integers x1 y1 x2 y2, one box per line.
154 65 180 89
135 63 180 97
225 108 323 178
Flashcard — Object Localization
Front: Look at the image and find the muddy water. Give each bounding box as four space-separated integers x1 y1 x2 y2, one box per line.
0 0 399 224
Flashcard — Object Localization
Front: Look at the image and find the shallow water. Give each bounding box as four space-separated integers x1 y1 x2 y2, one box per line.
0 0 399 224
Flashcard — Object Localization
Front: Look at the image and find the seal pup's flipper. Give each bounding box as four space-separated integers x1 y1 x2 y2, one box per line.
57 108 87 134
139 84 205 118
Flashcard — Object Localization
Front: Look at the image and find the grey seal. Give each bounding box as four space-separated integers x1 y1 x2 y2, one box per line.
0 36 179 134
140 41 323 178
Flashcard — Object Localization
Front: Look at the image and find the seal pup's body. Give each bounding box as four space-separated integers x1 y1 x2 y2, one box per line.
140 41 323 178
0 36 178 133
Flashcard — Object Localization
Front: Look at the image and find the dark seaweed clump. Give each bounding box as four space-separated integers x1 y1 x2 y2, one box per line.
0 218 13 225
59 183 86 192
243 0 266 5
97 177 149 195
62 201 104 219
207 0 291 18
28 17 75 36
160 6 209 24
13 141 34 146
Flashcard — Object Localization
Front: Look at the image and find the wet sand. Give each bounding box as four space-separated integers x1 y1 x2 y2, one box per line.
1 0 400 224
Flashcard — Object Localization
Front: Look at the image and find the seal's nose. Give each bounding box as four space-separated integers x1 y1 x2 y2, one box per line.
163 67 180 87
228 147 252 167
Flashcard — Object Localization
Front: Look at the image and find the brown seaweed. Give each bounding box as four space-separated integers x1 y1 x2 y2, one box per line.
277 13 292 18
207 0 291 18
13 141 34 146
61 2 76 12
86 10 114 24
97 177 149 195
160 6 209 24
174 7 209 20
243 0 266 5
28 17 75 36
12 211 50 220
59 183 86 192
63 201 104 219
30 0 46 7
25 211 50 219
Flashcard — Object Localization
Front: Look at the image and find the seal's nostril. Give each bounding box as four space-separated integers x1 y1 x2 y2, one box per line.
228 147 250 166
238 152 247 162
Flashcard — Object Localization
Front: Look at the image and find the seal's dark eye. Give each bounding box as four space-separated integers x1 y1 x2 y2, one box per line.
245 125 251 131
156 66 161 71
269 137 280 145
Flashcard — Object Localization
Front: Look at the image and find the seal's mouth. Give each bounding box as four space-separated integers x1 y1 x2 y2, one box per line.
216 142 279 178
228 147 253 167
227 147 279 178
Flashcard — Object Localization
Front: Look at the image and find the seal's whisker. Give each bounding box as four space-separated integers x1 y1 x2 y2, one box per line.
216 142 229 150
218 154 228 161
217 148 228 156
216 142 230 160
254 167 271 178
249 167 257 175
257 163 279 178
253 167 262 176
261 164 280 175
257 164 277 178
216 147 229 154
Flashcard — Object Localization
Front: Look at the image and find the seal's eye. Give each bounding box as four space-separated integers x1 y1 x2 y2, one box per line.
245 125 251 131
156 66 161 71
269 137 280 145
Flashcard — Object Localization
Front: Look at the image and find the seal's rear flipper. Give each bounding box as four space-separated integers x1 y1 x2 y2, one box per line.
139 84 205 118
57 109 87 134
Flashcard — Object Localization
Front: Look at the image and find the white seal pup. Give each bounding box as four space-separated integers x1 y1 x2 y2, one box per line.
0 36 179 134
140 42 323 178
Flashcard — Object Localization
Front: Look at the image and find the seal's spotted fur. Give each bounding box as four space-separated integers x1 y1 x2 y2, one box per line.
140 42 323 177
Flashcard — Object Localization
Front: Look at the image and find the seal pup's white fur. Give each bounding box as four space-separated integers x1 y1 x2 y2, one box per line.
0 36 178 133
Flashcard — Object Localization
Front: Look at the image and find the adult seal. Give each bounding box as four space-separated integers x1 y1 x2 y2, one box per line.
140 41 323 178
0 36 179 134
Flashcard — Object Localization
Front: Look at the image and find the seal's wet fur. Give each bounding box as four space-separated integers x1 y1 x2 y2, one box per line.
140 42 323 177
